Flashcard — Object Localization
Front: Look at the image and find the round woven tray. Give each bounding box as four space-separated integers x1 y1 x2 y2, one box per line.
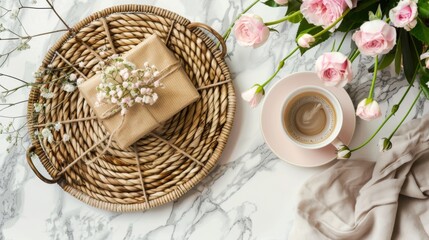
26 5 235 212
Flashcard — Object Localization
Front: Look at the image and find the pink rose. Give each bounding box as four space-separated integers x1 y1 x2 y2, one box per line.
315 52 353 88
241 85 264 108
234 14 270 48
389 0 418 31
352 20 397 56
356 98 382 121
300 0 356 30
297 34 315 48
274 0 288 5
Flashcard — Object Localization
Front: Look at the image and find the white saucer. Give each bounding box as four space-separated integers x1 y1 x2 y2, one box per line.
261 72 356 167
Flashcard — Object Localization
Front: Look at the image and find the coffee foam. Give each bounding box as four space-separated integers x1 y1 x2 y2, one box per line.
283 92 337 145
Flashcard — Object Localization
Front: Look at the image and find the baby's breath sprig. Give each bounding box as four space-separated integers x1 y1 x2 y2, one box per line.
95 56 163 116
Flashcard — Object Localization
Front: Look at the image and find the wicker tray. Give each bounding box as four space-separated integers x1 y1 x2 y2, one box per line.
25 5 235 212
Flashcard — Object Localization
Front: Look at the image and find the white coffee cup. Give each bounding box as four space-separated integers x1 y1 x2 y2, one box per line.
281 86 344 150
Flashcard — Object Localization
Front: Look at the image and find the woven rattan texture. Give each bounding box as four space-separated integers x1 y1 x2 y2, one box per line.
26 5 235 212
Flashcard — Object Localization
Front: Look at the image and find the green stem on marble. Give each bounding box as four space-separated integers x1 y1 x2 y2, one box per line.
337 26 352 52
367 55 378 103
349 49 360 62
261 47 299 88
387 89 423 140
264 11 302 26
350 70 418 152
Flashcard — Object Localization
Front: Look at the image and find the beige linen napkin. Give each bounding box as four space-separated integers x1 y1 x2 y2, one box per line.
289 115 429 240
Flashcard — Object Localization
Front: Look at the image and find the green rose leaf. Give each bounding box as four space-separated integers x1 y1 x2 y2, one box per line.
284 0 303 23
394 31 402 75
286 11 303 23
337 0 379 32
262 0 286 7
418 1 429 19
410 18 429 45
401 30 422 84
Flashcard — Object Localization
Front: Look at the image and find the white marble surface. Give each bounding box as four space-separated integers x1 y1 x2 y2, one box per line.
0 0 426 239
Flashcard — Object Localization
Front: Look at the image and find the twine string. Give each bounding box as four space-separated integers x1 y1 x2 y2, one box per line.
133 144 150 207
54 51 88 80
197 79 232 91
86 116 125 164
165 20 176 46
149 132 204 167
100 17 117 54
55 134 110 177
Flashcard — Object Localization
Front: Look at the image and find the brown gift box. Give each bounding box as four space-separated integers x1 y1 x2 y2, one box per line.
79 34 200 149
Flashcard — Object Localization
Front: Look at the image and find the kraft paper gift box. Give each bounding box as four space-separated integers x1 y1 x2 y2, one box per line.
79 34 200 149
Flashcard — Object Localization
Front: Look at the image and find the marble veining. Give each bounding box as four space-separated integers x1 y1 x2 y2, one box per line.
0 0 426 239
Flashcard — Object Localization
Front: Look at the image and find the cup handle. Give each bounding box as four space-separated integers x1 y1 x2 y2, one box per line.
331 138 345 150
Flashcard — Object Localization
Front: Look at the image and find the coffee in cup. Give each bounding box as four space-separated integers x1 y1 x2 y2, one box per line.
282 86 344 150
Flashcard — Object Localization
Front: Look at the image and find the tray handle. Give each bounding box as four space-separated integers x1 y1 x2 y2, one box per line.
188 22 227 59
26 146 61 184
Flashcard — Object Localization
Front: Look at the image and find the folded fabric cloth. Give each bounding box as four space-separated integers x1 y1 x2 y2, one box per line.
289 115 429 240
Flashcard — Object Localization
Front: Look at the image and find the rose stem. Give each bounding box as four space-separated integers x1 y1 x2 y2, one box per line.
386 89 422 141
366 55 378 103
350 70 418 152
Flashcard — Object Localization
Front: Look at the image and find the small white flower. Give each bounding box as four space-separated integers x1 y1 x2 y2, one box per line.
34 103 43 112
122 81 129 88
41 128 53 143
10 7 19 19
152 93 158 102
135 97 143 103
69 73 77 81
62 83 76 93
78 61 85 68
40 87 54 99
62 134 70 142
33 71 43 78
119 69 129 80
17 39 30 51
120 108 127 115
34 130 39 136
76 78 84 85
41 128 50 138
54 122 61 131
143 72 151 78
